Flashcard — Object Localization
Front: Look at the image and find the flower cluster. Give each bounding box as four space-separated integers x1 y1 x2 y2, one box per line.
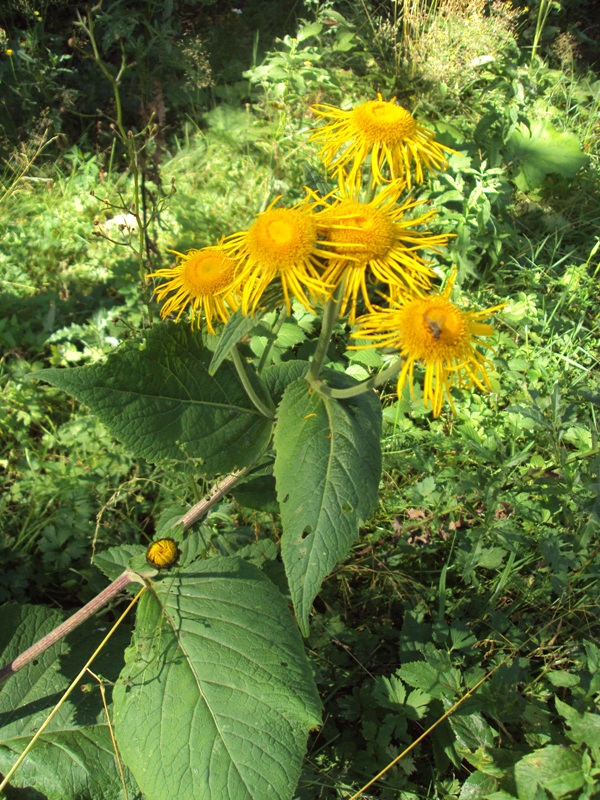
148 94 503 416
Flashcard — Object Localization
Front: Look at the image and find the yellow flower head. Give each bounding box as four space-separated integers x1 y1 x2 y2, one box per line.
148 245 240 334
223 197 329 315
310 93 455 187
146 538 180 570
352 270 504 416
315 180 448 321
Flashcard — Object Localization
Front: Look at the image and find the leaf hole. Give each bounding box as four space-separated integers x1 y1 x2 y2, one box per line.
300 526 312 541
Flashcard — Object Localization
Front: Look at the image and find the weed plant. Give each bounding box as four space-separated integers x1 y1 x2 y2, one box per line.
1 1 599 799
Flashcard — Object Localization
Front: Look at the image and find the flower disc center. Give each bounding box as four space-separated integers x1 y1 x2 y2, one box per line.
247 208 317 272
327 200 395 262
267 219 294 245
354 214 374 231
421 302 465 346
353 100 418 145
183 252 236 296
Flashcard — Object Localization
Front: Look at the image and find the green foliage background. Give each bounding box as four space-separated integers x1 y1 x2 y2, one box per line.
1 0 599 798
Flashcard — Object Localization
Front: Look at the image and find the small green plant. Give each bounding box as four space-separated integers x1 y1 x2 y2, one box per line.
0 92 509 800
75 9 177 311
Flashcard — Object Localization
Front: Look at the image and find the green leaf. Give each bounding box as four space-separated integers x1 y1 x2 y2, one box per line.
250 320 309 364
450 711 496 752
113 558 322 800
373 674 406 708
263 360 310 405
209 309 263 376
515 745 584 800
155 503 188 536
231 473 280 513
38 323 273 476
398 656 461 701
507 404 553 431
0 604 136 800
274 375 382 635
546 671 580 688
406 688 431 719
506 121 589 190
476 545 506 570
93 544 146 581
459 771 498 799
464 747 509 779
555 697 600 747
296 21 322 41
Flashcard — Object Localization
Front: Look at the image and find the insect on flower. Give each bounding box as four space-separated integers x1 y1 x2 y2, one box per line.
424 314 442 340
352 268 506 416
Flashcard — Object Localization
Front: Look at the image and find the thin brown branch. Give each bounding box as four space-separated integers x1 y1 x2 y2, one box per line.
0 466 250 683
178 467 250 530
0 572 136 683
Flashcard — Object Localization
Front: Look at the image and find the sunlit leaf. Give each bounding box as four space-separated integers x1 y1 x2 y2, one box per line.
39 323 273 476
274 374 382 635
506 121 589 190
113 558 322 800
0 604 136 800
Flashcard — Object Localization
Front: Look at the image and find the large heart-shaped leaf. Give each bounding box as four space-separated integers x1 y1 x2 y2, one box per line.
506 120 589 190
113 558 322 800
39 323 273 476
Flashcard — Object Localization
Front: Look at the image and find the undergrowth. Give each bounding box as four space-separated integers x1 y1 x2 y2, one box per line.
1 1 599 798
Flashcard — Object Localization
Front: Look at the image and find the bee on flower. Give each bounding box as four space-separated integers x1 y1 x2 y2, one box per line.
352 269 505 416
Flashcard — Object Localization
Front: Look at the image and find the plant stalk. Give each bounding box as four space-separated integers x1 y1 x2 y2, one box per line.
177 467 250 530
0 588 145 794
306 283 344 384
81 9 153 314
530 0 552 67
231 346 275 419
0 467 252 684
0 571 138 684
311 357 402 400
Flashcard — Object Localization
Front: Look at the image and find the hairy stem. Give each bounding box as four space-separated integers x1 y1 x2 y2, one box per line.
231 346 275 419
306 284 344 384
0 467 251 684
0 572 138 683
0 589 145 793
311 357 402 400
177 467 250 530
